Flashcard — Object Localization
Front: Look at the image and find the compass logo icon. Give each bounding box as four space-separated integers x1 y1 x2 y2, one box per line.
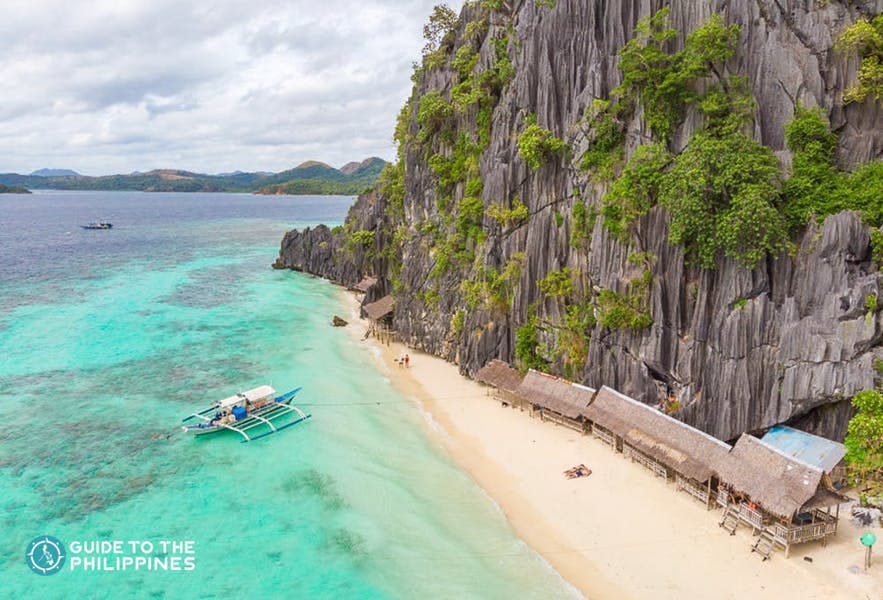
25 535 66 575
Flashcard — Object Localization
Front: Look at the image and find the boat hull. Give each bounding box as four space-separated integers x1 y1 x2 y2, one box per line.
181 391 307 442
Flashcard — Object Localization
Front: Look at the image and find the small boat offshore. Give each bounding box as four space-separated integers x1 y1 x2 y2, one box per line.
81 222 113 229
181 385 310 442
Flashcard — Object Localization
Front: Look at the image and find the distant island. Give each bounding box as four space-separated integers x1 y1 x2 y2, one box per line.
0 183 31 194
30 168 81 177
0 157 386 195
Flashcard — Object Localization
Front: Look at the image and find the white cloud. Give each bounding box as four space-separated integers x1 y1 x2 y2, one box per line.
0 0 463 175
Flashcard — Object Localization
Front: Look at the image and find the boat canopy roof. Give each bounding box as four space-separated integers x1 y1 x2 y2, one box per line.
217 385 276 408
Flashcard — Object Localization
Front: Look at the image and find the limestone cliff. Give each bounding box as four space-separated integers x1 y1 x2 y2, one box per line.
277 0 883 442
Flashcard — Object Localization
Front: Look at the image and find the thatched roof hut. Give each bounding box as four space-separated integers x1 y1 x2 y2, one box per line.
514 370 595 419
716 434 844 521
475 360 524 394
351 276 378 293
363 295 394 321
582 386 731 483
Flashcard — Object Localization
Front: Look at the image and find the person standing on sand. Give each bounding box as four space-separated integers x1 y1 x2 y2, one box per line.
405 354 410 368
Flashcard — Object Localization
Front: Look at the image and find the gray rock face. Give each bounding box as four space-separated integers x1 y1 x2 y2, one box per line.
599 210 881 442
277 0 882 441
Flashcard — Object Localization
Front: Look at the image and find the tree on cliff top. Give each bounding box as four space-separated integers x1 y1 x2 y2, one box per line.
422 4 458 58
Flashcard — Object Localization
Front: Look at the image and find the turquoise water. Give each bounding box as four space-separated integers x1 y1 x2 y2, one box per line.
0 192 578 599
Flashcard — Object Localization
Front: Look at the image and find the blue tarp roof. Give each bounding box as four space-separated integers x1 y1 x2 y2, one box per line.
760 425 846 473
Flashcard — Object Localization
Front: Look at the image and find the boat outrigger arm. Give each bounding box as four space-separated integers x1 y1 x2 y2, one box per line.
181 387 311 442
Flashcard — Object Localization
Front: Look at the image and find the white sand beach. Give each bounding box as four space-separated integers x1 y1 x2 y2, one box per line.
343 293 882 600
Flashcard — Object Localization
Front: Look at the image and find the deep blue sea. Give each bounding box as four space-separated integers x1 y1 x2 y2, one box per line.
0 191 577 599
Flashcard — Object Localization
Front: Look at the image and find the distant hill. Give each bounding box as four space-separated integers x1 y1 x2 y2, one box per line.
257 161 345 188
0 158 387 195
340 157 386 176
254 157 387 195
30 168 80 177
0 183 31 194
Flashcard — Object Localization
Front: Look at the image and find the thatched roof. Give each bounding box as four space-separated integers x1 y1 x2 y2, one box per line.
363 295 394 321
802 487 851 512
351 276 378 293
716 434 840 520
475 360 524 394
582 386 731 483
515 370 595 419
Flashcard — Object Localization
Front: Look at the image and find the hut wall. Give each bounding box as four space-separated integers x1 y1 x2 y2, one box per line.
675 474 713 508
539 410 586 433
736 502 767 531
501 389 526 410
591 424 617 449
772 510 838 548
623 443 668 480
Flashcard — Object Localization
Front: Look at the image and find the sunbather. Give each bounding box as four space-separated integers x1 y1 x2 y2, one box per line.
563 464 592 479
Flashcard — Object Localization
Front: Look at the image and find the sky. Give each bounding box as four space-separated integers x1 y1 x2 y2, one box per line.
0 0 463 176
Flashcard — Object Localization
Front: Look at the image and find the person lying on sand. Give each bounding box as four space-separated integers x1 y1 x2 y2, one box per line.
563 464 592 479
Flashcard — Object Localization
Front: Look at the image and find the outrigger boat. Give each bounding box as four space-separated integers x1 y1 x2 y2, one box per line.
81 221 113 229
181 385 310 442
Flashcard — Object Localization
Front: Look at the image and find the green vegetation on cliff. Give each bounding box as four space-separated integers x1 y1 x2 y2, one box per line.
514 311 548 372
518 114 567 170
783 106 883 230
400 2 523 295
845 389 883 503
836 14 883 104
615 10 741 142
586 9 882 270
663 122 787 269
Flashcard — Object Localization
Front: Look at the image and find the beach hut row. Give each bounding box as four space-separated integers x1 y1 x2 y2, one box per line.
475 363 850 559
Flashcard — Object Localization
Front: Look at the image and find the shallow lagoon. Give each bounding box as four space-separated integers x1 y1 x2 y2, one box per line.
0 191 577 599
